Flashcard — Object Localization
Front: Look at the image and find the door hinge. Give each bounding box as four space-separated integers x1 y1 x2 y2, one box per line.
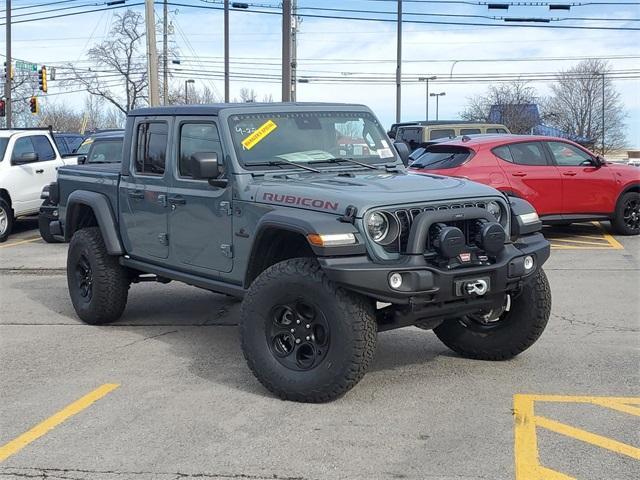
220 244 233 258
219 201 232 216
158 233 169 245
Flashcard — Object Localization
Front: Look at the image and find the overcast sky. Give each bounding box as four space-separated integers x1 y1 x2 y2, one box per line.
4 0 640 147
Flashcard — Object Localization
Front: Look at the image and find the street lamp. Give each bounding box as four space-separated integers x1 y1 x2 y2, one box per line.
429 92 446 121
224 2 250 103
185 79 195 104
418 76 436 121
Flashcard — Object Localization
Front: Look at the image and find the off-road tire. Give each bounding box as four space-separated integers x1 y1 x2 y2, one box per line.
240 258 377 403
38 212 60 243
67 227 129 324
0 198 13 243
434 268 551 360
612 192 640 235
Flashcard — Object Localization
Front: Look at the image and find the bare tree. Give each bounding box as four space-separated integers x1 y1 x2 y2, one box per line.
63 10 148 114
461 81 541 134
238 88 258 103
544 59 626 153
167 84 219 105
37 102 83 132
0 75 39 128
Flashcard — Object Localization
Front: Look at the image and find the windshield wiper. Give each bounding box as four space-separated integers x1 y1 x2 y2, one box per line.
309 157 381 170
249 159 321 173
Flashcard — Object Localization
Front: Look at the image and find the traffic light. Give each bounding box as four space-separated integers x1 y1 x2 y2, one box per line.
38 66 47 93
29 97 38 114
0 99 5 117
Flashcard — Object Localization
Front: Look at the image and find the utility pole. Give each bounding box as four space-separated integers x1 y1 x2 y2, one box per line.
162 0 168 104
430 92 446 121
395 0 402 123
601 72 605 155
291 0 298 101
4 0 12 127
145 0 160 107
419 76 436 121
224 0 230 102
282 0 292 102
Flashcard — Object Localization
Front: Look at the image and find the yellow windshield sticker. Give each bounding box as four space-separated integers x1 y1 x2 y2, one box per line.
242 120 277 150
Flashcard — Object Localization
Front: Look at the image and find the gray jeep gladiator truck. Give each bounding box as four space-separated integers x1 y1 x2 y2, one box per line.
50 103 551 402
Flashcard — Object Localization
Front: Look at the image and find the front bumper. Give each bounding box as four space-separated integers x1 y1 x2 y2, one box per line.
318 233 550 306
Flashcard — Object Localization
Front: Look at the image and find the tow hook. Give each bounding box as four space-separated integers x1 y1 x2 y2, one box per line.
465 279 488 296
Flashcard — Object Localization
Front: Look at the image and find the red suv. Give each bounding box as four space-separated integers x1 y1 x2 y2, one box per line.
409 135 640 235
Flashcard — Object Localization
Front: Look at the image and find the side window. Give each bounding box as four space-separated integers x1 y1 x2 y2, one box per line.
32 136 56 161
55 137 69 155
430 129 455 140
547 141 593 166
461 128 481 135
493 145 513 163
179 123 223 178
508 142 547 166
135 122 168 175
11 137 36 162
497 128 508 134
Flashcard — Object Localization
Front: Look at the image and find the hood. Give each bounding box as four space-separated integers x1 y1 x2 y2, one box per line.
252 169 501 216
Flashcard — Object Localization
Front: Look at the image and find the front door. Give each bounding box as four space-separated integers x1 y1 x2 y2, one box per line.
545 141 616 215
167 118 233 273
494 141 563 216
119 119 170 260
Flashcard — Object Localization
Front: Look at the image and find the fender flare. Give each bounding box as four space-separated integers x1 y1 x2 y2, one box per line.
508 196 542 236
65 190 124 255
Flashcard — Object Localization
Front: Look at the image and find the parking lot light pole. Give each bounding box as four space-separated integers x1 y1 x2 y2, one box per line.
185 79 195 104
419 76 436 121
430 92 446 121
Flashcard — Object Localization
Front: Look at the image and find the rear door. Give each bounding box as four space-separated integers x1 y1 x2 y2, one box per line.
494 141 562 216
119 119 170 260
167 118 233 273
545 141 616 215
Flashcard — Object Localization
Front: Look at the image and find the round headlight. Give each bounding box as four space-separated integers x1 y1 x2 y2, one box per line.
487 201 502 222
366 212 389 242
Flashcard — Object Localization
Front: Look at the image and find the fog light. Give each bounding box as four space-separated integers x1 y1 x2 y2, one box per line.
524 255 534 271
389 272 403 290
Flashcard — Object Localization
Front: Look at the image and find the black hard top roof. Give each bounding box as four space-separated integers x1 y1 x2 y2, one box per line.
129 102 369 117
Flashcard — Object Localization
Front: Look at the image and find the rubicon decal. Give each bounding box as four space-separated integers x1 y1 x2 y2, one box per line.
263 192 339 211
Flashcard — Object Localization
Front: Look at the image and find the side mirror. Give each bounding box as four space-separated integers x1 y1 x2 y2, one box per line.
387 130 396 139
190 152 227 187
77 155 87 165
393 141 410 166
14 152 39 165
595 155 606 167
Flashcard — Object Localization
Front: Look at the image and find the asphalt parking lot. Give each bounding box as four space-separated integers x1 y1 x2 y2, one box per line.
1 218 638 480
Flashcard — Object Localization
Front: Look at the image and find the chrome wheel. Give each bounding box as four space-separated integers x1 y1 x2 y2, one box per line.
0 207 8 236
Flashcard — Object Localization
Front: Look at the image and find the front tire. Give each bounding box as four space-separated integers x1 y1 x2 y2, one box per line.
612 192 640 235
0 199 13 243
434 269 551 360
241 258 377 402
67 227 129 324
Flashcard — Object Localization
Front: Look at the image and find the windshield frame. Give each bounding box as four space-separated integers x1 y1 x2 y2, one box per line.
224 107 399 172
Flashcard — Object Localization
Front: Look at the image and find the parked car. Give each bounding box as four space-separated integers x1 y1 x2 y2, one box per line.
38 131 124 243
397 122 510 152
51 103 551 402
409 135 640 235
53 132 84 156
0 128 78 242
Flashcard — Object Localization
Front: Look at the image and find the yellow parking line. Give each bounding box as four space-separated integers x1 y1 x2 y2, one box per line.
0 237 41 248
549 238 611 246
598 226 624 250
0 383 119 463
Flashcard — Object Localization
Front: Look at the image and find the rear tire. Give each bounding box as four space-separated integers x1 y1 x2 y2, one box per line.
612 192 640 235
0 199 13 243
241 258 377 402
434 269 551 360
67 227 129 324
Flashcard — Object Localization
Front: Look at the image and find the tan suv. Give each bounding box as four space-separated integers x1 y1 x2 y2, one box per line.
397 122 510 151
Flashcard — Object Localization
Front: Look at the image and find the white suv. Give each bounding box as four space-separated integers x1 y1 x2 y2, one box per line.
0 129 77 242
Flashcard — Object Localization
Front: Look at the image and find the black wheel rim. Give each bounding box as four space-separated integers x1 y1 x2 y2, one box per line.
623 198 640 231
266 300 330 371
75 255 93 301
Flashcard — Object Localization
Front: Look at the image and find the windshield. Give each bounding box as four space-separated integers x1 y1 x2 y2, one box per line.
0 138 8 161
410 145 473 170
228 111 395 168
76 138 93 155
88 140 123 163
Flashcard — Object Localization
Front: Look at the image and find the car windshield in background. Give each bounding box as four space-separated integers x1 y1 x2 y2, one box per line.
88 140 123 163
0 138 8 161
410 145 473 169
228 111 395 168
76 138 93 155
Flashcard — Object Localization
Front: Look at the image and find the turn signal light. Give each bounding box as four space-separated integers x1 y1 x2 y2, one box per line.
307 233 356 247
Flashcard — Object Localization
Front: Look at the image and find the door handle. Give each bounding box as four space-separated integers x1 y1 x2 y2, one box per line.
562 171 577 176
511 172 527 177
128 190 144 199
35 169 44 174
168 196 186 205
